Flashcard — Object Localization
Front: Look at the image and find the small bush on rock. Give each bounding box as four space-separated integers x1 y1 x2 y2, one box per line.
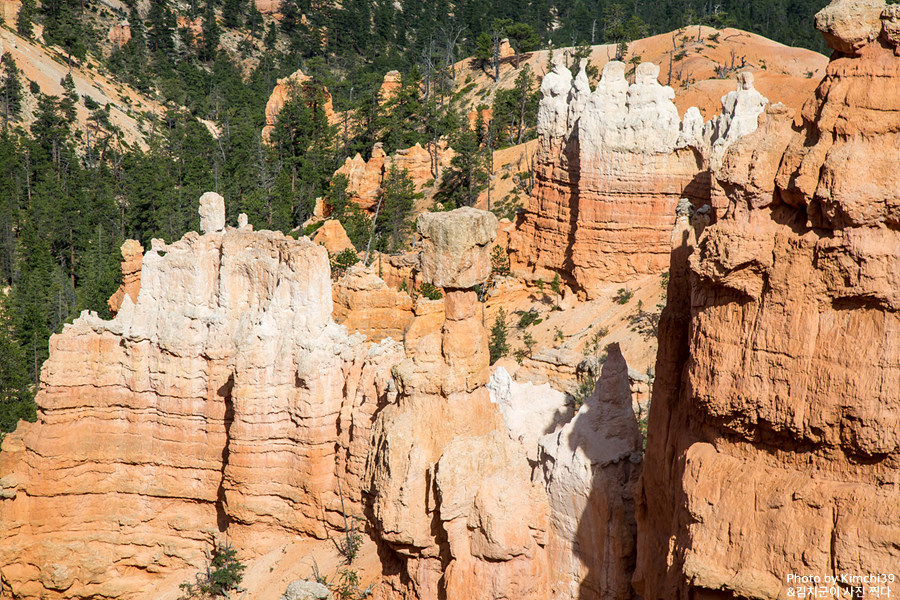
178 539 245 599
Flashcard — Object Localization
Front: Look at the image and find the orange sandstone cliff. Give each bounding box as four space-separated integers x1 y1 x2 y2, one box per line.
0 193 402 597
509 56 771 298
635 0 900 597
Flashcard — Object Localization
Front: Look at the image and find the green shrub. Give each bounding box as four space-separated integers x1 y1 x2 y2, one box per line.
489 308 510 364
178 539 245 599
522 331 536 357
491 245 510 277
613 288 634 304
517 309 542 328
330 248 360 280
418 282 443 300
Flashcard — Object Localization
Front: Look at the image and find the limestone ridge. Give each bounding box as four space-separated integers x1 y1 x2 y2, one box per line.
0 195 403 597
636 0 900 597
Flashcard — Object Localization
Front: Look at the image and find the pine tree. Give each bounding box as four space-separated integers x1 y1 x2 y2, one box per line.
201 5 221 61
437 113 490 208
1 57 23 125
489 307 509 364
378 68 426 154
269 80 338 229
16 0 35 39
147 0 176 56
0 291 36 433
223 0 244 28
377 164 418 252
9 216 56 386
59 73 79 122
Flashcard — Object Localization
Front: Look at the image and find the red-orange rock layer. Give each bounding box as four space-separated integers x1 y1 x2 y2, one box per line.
636 3 900 596
0 222 401 598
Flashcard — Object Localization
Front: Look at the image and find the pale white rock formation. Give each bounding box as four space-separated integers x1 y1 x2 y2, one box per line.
566 60 592 135
619 63 681 152
536 344 642 600
575 61 686 155
577 61 629 155
537 59 574 141
677 106 704 148
704 71 769 166
487 367 571 462
198 191 226 233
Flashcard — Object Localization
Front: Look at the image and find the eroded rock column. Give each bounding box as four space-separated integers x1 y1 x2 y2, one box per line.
636 2 900 597
367 207 550 600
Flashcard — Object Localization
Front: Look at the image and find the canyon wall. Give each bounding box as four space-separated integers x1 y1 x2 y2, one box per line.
636 1 900 597
511 57 773 300
510 59 710 298
0 200 644 600
0 196 401 597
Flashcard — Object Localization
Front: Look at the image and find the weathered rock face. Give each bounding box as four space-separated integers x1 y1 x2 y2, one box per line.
512 59 775 298
379 70 402 102
262 69 336 143
636 2 900 597
311 219 355 255
107 239 143 317
511 60 710 298
0 201 401 598
366 209 552 600
333 143 454 212
539 344 641 600
107 20 132 46
332 264 415 343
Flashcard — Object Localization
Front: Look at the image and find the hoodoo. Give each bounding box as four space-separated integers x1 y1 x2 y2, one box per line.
636 0 900 597
0 202 402 597
511 57 769 298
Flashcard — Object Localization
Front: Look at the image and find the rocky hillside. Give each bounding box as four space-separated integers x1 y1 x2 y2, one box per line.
0 26 164 148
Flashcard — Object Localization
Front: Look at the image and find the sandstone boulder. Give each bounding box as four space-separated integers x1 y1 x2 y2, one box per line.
417 207 498 289
379 70 402 102
281 580 333 600
704 71 769 168
367 207 550 599
815 0 884 55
